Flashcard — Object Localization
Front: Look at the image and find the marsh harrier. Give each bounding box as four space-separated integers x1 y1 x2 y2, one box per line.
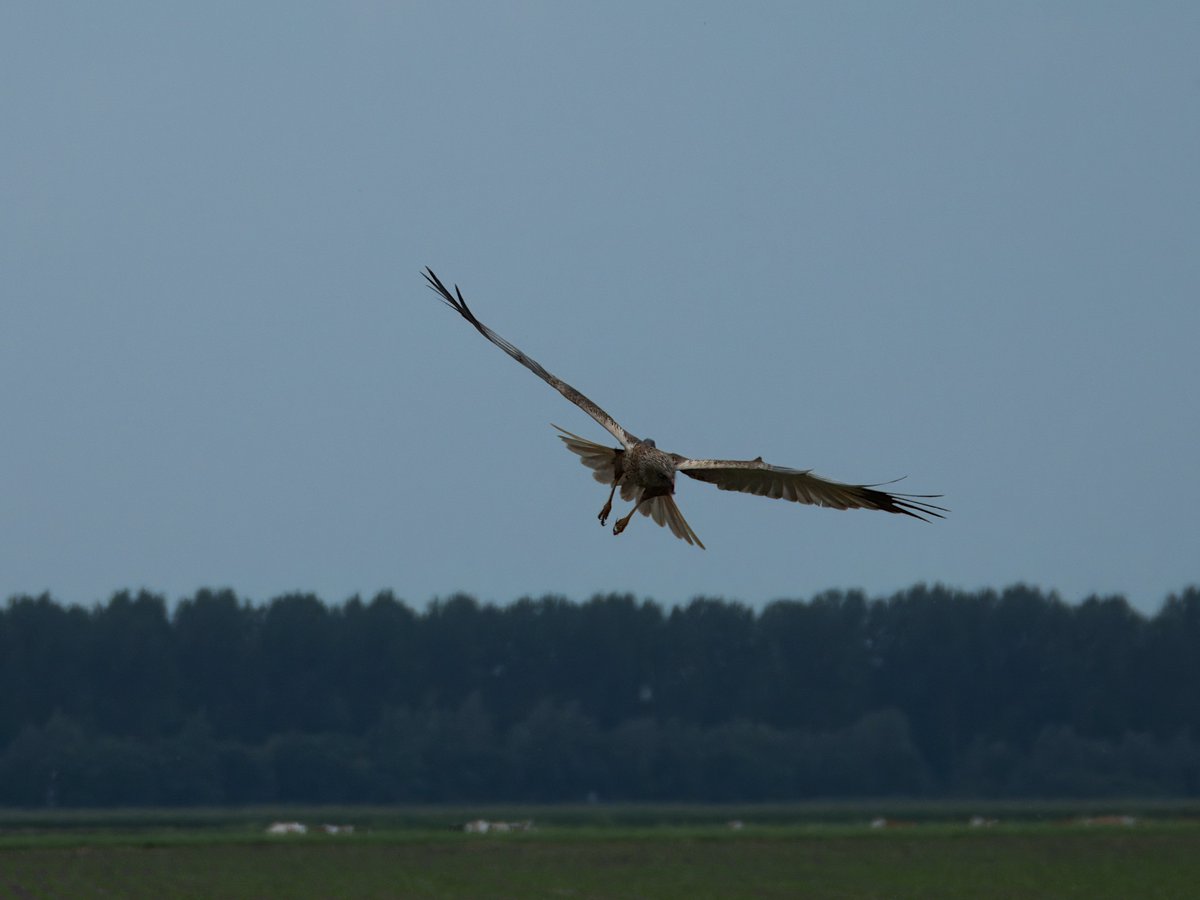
424 268 944 549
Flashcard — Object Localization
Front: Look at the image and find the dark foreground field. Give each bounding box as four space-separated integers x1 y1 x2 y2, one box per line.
3 804 1199 899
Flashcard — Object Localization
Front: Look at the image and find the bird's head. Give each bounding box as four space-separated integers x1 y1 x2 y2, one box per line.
642 438 657 448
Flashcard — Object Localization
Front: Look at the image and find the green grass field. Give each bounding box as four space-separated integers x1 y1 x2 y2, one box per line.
3 804 1199 898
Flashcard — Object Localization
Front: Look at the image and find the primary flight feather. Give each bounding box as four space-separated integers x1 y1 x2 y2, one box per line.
424 267 944 549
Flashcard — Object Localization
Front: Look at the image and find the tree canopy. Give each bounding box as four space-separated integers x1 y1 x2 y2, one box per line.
1 584 1197 806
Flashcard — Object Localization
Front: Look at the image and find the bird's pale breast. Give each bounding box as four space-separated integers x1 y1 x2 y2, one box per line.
625 442 677 489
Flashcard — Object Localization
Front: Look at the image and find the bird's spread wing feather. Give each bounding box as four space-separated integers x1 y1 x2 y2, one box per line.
425 268 637 448
552 425 622 485
674 456 946 521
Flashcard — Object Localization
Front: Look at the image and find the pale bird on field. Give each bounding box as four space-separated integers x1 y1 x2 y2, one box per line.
424 268 944 550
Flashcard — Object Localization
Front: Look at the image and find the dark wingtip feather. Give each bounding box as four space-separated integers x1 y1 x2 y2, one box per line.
423 267 486 333
879 491 948 522
860 476 947 522
422 267 457 308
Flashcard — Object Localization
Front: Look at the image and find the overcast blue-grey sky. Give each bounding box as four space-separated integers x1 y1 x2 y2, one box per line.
3 3 1197 614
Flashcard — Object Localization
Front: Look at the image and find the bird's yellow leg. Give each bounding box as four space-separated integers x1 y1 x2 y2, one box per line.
613 487 671 537
613 494 651 536
598 480 620 525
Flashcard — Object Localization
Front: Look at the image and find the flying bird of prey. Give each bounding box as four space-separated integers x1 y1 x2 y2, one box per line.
424 268 944 549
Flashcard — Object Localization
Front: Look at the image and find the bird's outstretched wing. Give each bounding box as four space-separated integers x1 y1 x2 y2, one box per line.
552 425 622 485
674 455 946 521
424 268 637 448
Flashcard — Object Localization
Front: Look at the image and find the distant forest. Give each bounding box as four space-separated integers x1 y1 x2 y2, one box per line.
1 584 1198 807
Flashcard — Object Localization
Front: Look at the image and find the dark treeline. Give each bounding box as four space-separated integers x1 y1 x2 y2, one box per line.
2 584 1198 806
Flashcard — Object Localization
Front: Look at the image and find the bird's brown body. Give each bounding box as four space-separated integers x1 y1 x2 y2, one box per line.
623 440 675 491
601 439 679 538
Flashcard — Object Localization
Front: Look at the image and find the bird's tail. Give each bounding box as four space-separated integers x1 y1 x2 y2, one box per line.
641 494 706 550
